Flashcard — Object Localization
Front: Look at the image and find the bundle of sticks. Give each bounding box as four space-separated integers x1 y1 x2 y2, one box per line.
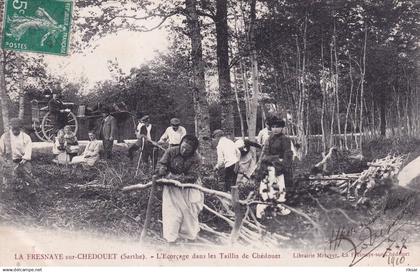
353 155 404 196
307 154 405 201
122 179 318 247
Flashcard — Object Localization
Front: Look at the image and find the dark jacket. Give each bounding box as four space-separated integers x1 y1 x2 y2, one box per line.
101 115 117 140
48 98 64 114
157 141 201 183
266 133 293 163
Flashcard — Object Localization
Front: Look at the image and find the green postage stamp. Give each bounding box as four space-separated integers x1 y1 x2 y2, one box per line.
2 0 73 55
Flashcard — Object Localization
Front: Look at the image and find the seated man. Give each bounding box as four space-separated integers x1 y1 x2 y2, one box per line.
0 118 34 179
70 131 101 166
156 135 203 244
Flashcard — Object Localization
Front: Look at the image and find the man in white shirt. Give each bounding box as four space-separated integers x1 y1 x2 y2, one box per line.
158 118 187 148
212 129 240 192
257 119 271 146
0 118 34 178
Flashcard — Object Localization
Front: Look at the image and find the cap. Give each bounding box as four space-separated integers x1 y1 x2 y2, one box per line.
267 116 285 128
140 115 150 122
136 112 144 119
170 118 180 125
212 129 224 138
10 118 22 128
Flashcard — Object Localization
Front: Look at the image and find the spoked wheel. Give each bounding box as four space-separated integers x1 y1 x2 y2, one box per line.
32 120 49 142
41 111 78 142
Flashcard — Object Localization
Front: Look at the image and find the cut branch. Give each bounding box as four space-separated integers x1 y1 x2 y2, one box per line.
122 178 233 200
315 146 337 168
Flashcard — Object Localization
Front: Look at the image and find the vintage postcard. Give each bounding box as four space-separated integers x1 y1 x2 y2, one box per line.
0 0 420 269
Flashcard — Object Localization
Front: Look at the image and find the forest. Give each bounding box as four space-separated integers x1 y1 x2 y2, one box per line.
1 0 419 149
1 0 420 262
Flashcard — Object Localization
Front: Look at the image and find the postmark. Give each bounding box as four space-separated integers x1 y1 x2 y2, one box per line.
2 0 73 55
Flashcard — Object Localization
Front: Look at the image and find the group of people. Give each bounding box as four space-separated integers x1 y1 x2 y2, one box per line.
127 115 187 168
127 114 297 244
0 111 297 245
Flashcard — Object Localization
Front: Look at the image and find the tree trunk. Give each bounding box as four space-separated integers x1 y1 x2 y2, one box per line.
0 0 11 158
295 15 308 156
371 99 375 137
359 27 367 148
215 0 234 136
333 23 342 149
353 79 360 149
247 0 259 140
379 101 386 136
232 67 245 138
329 44 335 149
18 94 25 120
186 0 211 154
239 59 251 133
344 54 354 150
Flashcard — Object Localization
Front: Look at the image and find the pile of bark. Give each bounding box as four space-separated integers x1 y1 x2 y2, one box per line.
307 155 405 204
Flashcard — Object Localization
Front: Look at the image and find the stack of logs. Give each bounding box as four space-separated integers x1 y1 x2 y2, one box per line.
308 155 405 202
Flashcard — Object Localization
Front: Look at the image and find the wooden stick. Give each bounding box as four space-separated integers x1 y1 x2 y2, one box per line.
246 208 263 234
147 139 167 152
203 203 234 227
199 223 230 240
231 187 245 243
135 138 145 177
139 176 157 243
123 178 233 200
315 146 337 168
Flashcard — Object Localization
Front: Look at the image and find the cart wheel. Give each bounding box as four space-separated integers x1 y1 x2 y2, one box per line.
41 111 79 142
32 121 49 142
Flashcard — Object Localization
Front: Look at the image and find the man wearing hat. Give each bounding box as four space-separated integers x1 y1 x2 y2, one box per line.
128 114 158 166
100 107 117 159
0 118 34 178
48 91 68 129
158 118 186 148
212 129 240 192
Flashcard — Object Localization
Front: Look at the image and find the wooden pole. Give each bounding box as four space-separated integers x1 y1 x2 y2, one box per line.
230 186 243 243
139 175 157 243
123 178 233 200
135 138 145 177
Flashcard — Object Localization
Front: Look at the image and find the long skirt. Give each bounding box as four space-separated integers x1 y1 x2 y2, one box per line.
162 185 204 242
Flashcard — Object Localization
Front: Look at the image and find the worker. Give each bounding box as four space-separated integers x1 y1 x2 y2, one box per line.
156 135 203 244
158 118 187 148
